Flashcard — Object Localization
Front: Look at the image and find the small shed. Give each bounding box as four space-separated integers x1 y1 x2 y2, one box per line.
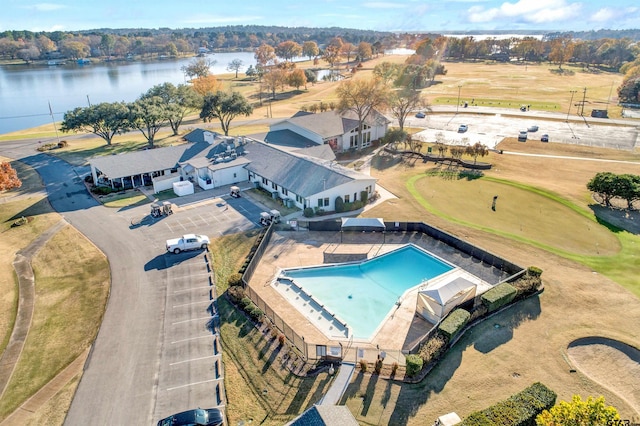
340 217 385 232
173 180 194 196
417 277 477 324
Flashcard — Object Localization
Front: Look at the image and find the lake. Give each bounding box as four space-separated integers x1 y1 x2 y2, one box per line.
0 51 258 135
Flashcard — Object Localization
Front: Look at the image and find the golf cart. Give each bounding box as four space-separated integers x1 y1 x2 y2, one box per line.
230 186 241 198
162 201 173 215
269 209 281 224
259 212 271 226
151 201 173 218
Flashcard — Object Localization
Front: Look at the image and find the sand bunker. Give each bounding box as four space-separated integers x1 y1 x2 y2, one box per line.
567 337 640 415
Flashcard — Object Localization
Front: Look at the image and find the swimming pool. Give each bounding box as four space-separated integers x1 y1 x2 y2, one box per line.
277 244 455 340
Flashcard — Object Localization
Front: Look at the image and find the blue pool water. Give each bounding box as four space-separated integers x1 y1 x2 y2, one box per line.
280 245 454 339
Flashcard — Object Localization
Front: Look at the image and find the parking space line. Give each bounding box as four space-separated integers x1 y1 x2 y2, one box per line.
167 378 220 391
171 335 212 344
169 355 215 366
173 300 212 308
173 286 211 293
172 316 212 325
169 272 210 280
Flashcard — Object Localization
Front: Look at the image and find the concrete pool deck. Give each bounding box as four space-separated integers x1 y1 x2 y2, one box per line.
248 230 511 353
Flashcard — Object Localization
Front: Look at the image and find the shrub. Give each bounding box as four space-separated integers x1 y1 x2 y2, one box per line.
374 358 383 374
57 140 68 148
303 207 314 217
418 332 447 364
405 354 423 377
527 266 543 277
249 306 264 322
91 186 113 195
360 190 369 203
227 285 245 303
461 382 556 426
240 297 252 309
335 196 345 213
358 359 368 372
278 334 285 346
438 309 471 341
391 362 399 376
351 200 364 210
481 282 518 312
469 304 488 322
228 272 243 287
512 275 541 295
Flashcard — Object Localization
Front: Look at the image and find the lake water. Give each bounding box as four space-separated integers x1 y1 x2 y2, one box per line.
0 51 257 135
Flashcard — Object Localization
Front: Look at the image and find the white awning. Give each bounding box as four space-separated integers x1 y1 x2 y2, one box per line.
340 217 385 230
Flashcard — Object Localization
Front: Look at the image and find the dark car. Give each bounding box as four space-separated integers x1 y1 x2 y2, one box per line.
541 134 549 142
157 408 223 426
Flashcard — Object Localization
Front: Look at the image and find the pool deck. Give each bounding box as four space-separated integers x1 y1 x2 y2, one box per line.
248 230 509 354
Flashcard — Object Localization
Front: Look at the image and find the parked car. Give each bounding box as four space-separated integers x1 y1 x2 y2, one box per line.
458 124 468 133
527 125 539 132
166 234 210 254
415 112 426 118
157 408 223 426
541 134 549 142
518 131 528 142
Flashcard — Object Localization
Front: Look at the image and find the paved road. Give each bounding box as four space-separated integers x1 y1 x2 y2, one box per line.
0 141 260 424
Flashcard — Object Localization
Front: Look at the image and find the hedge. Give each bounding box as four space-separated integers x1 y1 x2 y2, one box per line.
481 282 518 312
405 354 423 377
460 382 556 426
438 309 470 341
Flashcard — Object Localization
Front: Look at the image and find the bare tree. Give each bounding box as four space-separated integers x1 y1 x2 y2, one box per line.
226 58 244 78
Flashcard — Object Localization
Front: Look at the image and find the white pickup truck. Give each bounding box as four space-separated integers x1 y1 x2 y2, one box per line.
166 234 210 254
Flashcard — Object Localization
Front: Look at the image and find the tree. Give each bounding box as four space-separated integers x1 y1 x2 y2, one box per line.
340 42 356 63
304 69 317 85
536 395 620 426
614 174 640 209
587 172 618 207
617 75 640 103
549 35 575 70
181 57 215 79
336 77 388 150
302 41 319 61
0 162 21 191
388 88 426 131
275 40 302 62
465 142 489 164
61 102 130 145
191 75 222 96
373 61 401 85
245 65 258 80
227 58 244 78
100 34 115 57
141 83 201 135
199 91 253 136
262 68 287 99
357 42 373 61
287 68 307 90
254 43 276 68
382 128 408 150
127 97 169 148
323 42 342 67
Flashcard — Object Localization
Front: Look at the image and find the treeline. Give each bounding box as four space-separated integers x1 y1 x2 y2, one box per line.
587 172 640 210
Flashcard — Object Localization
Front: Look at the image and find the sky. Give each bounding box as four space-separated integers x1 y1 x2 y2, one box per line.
1 0 639 33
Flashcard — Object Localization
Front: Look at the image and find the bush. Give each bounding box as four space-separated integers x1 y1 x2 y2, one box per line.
512 275 541 295
391 362 399 376
405 354 423 377
335 196 345 213
418 332 447 364
438 309 471 341
57 140 68 148
228 272 243 287
240 297 252 309
227 285 245 303
91 186 113 195
359 359 367 372
527 266 543 277
278 334 286 346
481 282 518 312
461 382 556 426
360 190 369 203
303 207 314 217
374 358 383 374
249 306 264 321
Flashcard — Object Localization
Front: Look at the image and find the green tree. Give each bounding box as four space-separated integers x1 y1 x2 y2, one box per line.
199 91 253 136
373 61 401 85
357 42 373 61
614 173 640 210
100 34 115 57
141 83 201 135
181 57 215 79
61 102 130 145
227 58 244 78
127 97 169 148
536 395 620 426
587 172 618 207
336 77 388 150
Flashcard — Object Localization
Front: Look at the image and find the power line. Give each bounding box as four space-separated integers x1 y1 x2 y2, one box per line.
0 112 63 120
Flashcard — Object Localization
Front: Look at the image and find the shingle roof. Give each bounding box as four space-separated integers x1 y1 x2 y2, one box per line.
243 140 373 197
275 109 390 140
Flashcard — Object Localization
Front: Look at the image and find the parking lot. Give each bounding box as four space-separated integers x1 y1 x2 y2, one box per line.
117 193 265 422
407 109 639 150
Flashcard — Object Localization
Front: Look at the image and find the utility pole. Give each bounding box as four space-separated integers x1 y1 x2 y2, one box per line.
456 85 461 114
580 87 587 116
567 90 576 122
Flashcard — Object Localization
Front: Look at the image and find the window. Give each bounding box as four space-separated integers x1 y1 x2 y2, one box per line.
318 198 323 207
324 197 329 206
345 194 350 203
349 135 356 148
316 345 327 357
354 192 357 201
262 177 268 185
367 185 372 193
282 188 288 196
271 182 278 191
233 173 237 178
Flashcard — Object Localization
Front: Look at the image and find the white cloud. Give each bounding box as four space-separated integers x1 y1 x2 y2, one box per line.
23 3 67 12
467 0 581 23
362 2 407 9
182 15 263 25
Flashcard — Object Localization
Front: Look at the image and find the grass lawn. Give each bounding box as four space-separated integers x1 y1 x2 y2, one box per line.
0 225 110 420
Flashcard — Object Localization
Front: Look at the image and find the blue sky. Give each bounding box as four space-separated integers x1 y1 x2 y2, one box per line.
1 0 639 33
